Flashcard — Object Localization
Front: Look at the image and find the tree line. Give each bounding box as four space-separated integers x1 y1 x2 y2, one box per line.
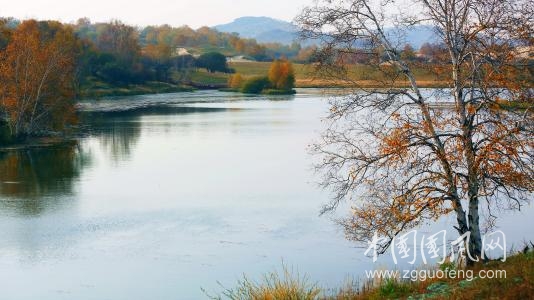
0 17 312 140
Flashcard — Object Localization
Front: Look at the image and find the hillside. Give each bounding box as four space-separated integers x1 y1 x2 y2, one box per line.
214 16 298 44
215 16 438 48
385 25 438 49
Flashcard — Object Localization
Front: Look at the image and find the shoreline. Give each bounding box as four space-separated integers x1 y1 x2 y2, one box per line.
2 87 530 150
78 83 449 100
0 135 79 151
77 81 196 100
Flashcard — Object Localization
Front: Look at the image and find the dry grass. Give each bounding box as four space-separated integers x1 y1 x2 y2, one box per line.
295 78 448 88
229 62 446 88
206 265 320 300
212 250 534 300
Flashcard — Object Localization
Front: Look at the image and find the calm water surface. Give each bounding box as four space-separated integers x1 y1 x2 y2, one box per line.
0 90 531 299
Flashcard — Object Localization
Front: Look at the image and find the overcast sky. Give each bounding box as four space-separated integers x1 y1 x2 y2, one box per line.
0 0 312 28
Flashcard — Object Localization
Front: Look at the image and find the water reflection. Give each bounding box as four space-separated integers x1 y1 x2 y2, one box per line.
81 106 235 162
0 143 91 215
84 112 142 162
0 104 247 216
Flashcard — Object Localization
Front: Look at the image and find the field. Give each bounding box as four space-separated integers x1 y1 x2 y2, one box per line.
81 61 449 99
190 61 449 88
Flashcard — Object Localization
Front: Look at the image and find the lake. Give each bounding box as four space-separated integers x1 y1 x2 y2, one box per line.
0 89 532 299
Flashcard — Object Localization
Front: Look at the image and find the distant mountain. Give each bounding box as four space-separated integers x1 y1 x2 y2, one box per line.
385 25 438 49
214 16 298 44
214 16 438 48
255 29 298 45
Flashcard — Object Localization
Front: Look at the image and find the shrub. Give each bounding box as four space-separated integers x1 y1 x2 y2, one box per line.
228 73 244 89
268 59 295 91
241 76 270 94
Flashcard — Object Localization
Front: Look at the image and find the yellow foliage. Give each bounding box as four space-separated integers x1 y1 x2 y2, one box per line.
379 127 410 158
0 20 78 137
228 73 244 89
268 59 295 90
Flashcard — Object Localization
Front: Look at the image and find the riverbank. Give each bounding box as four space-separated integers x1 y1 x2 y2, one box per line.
0 124 80 149
172 62 451 90
214 250 534 299
75 62 476 97
1 87 529 149
353 250 534 299
78 79 195 99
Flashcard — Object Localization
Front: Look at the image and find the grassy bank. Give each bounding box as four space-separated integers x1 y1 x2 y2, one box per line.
78 78 195 99
347 251 534 300
77 62 448 97
211 250 534 299
78 62 531 93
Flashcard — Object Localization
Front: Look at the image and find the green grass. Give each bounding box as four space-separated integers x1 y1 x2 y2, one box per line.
188 69 229 85
78 78 194 99
186 46 240 57
229 61 272 77
229 61 315 79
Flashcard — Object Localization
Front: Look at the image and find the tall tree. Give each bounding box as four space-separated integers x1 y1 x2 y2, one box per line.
0 20 78 137
97 20 140 65
297 0 533 265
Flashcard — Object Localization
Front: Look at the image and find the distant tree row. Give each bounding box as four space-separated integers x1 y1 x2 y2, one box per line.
1 17 319 86
74 18 317 63
334 43 451 65
0 18 305 139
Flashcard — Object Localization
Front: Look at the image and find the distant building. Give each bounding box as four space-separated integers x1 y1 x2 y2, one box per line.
174 47 191 56
227 55 255 63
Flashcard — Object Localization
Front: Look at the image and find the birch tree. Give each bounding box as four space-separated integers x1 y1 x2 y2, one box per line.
296 0 534 265
0 20 77 138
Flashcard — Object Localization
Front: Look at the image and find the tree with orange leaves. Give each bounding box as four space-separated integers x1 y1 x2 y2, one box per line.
0 20 78 138
228 73 244 89
268 59 295 91
297 0 533 265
